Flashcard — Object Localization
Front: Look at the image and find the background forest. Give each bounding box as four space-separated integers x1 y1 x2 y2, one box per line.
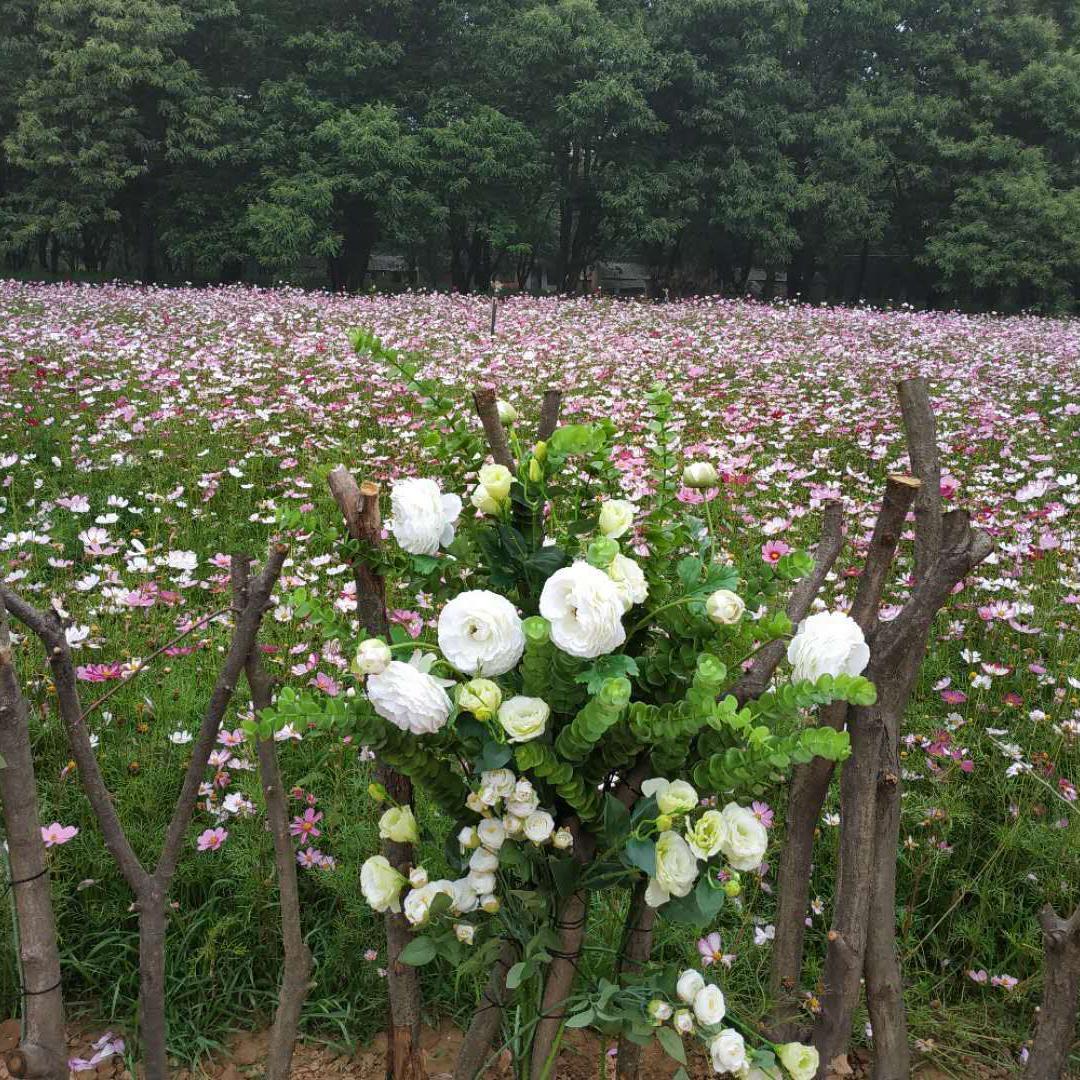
2 0 1080 310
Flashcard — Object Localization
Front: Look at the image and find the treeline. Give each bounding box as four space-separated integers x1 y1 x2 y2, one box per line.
1 0 1079 310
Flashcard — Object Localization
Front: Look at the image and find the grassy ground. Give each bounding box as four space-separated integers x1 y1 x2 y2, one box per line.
0 283 1078 1072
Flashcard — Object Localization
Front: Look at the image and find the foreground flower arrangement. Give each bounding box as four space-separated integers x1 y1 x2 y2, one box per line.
257 333 871 1078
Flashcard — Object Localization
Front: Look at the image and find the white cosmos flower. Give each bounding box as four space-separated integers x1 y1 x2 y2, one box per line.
438 590 524 676
786 611 870 683
539 562 626 659
366 651 454 735
389 477 462 556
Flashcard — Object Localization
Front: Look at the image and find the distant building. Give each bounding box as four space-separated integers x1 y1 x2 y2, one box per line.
591 260 654 297
367 254 419 289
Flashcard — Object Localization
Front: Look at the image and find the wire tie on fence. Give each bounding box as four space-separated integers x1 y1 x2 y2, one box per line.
22 976 61 997
2 867 47 894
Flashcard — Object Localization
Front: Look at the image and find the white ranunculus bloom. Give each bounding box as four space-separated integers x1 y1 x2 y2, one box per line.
786 610 870 683
692 984 726 1027
683 461 719 488
352 638 391 676
642 777 699 816
706 589 745 626
438 590 525 677
552 827 574 850
676 969 706 1004
378 805 418 844
524 810 555 844
685 809 731 860
389 477 462 556
598 499 637 539
479 768 516 805
718 802 769 871
478 464 513 500
709 1029 747 1073
366 653 453 735
498 695 550 743
506 779 540 818
470 484 501 516
645 831 699 907
360 855 405 913
477 818 506 851
777 1043 820 1080
467 870 496 895
409 866 429 888
469 847 499 873
607 553 649 612
539 562 626 659
450 878 479 914
454 922 476 944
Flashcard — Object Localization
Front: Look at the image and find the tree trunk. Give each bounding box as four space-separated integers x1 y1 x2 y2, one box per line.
137 895 169 1080
453 939 519 1080
615 881 657 1080
0 599 66 1080
1025 905 1080 1079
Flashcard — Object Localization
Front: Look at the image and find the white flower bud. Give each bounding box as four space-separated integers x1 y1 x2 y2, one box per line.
683 462 719 488
352 638 391 676
454 923 476 945
408 866 429 888
706 589 745 625
458 826 480 849
552 827 574 850
496 399 518 425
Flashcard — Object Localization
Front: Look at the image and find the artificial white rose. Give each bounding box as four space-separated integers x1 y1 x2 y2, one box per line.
477 818 506 851
496 399 518 424
450 878 479 914
692 984 726 1027
552 827 574 850
776 1043 820 1080
786 610 870 683
466 792 487 814
718 802 769 872
360 855 405 913
457 678 503 721
352 638 391 676
676 969 706 1004
403 883 438 925
480 894 500 913
685 809 731 860
478 464 513 500
378 805 418 844
539 562 626 659
479 768 516 805
389 477 462 556
524 810 555 844
683 461 719 488
467 870 496 895
458 826 479 849
706 589 745 626
469 847 499 873
438 590 525 677
454 923 476 945
367 657 452 735
673 1008 695 1034
648 999 673 1023
645 832 699 907
607 553 649 612
470 484 502 516
709 1029 747 1073
409 866 429 888
506 780 541 818
598 499 637 539
498 695 550 743
503 815 524 839
642 777 699 816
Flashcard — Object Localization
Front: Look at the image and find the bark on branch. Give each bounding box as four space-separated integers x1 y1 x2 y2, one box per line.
452 939 519 1080
897 376 942 583
538 389 563 442
472 388 515 470
0 596 66 1080
328 466 425 1080
1024 903 1080 1080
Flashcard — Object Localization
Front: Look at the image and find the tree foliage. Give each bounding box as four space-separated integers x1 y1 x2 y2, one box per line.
1 0 1079 309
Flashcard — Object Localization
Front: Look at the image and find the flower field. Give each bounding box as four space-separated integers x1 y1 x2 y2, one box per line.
1 280 1079 1073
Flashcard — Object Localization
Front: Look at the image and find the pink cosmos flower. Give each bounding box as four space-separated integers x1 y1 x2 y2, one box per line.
941 689 967 705
218 728 245 747
698 931 724 966
761 540 791 564
41 822 78 847
196 827 228 852
751 801 774 828
289 808 323 839
967 969 988 984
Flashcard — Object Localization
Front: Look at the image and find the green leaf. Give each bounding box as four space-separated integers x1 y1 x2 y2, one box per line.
478 741 513 771
505 962 528 990
548 424 599 456
603 794 631 845
624 837 656 877
676 555 703 589
398 937 437 966
695 875 726 921
576 653 640 693
655 1026 687 1065
565 1007 595 1029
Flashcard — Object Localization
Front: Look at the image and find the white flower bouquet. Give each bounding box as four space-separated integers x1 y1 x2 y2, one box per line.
259 332 876 1079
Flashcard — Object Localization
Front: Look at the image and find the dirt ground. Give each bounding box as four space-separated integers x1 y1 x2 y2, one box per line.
0 1018 1023 1079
